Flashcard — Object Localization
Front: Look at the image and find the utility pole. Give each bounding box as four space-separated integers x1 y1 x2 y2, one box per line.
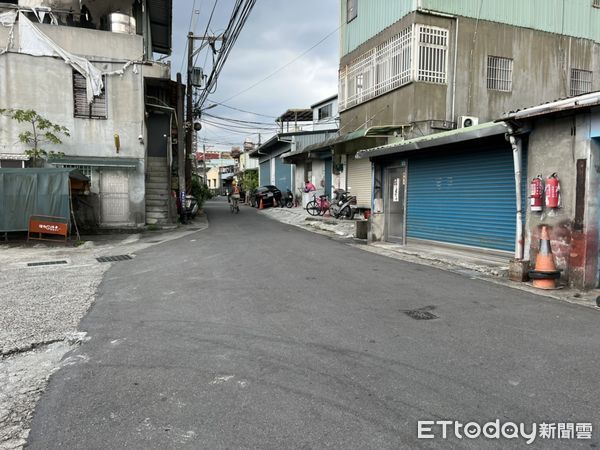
185 33 224 189
185 32 194 194
176 72 185 222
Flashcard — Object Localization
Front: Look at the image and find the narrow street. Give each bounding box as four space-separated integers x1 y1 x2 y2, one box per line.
27 199 600 449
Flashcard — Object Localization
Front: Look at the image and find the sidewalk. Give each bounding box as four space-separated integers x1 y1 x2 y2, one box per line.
259 205 600 310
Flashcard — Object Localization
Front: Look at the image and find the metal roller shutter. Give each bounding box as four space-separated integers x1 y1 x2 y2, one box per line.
347 156 372 207
406 146 526 252
259 161 270 187
275 157 292 192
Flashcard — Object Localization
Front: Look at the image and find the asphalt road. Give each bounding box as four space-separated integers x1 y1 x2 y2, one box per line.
28 199 600 449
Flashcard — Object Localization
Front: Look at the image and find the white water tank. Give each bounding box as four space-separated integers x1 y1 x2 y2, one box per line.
109 12 136 34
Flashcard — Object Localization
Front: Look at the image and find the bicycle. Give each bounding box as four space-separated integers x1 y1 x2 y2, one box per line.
305 193 330 216
230 196 240 214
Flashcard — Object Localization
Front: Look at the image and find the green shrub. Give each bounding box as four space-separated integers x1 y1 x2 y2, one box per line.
191 176 213 207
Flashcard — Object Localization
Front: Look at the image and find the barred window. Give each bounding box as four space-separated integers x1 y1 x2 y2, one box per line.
73 71 107 119
55 164 93 181
318 104 332 121
570 69 593 96
417 26 448 84
487 56 513 92
593 0 600 8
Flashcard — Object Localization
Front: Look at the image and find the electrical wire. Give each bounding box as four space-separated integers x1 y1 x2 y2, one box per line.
203 112 277 127
203 101 277 119
216 25 340 105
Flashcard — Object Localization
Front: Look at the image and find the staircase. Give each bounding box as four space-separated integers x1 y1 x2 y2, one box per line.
145 157 172 225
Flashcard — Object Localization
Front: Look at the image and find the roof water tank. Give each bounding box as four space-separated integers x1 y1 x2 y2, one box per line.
109 12 135 34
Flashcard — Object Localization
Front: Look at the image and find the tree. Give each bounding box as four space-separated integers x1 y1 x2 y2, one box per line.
0 109 69 166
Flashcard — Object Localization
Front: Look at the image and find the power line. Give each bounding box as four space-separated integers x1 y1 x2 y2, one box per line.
203 101 277 119
203 112 277 127
216 25 340 104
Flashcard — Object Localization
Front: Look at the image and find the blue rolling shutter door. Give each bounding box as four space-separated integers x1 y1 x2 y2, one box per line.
260 161 270 187
274 157 291 192
406 147 527 252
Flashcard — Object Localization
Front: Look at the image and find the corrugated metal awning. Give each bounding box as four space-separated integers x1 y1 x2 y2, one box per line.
148 0 172 55
355 122 507 159
0 153 30 161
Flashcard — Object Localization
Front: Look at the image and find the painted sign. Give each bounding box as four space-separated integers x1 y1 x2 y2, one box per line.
393 178 400 202
28 215 69 242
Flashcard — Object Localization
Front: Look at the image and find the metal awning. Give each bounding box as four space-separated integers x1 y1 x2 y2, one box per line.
50 156 139 168
355 122 508 159
291 125 410 157
0 153 30 161
497 91 600 122
148 0 172 55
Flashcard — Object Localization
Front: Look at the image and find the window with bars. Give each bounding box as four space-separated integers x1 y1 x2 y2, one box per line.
570 68 593 96
593 0 600 8
487 56 513 92
318 103 332 121
73 71 107 119
338 24 447 111
417 26 448 84
56 164 93 181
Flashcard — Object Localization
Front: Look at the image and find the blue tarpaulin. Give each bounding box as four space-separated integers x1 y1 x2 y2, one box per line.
0 168 87 232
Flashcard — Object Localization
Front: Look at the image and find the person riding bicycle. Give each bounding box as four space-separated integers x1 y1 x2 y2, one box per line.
229 180 241 211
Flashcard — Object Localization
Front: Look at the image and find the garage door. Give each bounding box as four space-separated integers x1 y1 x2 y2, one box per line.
260 161 270 187
347 156 371 208
406 146 526 252
275 157 292 192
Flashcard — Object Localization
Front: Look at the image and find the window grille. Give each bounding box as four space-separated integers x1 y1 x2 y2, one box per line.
57 164 93 180
570 69 593 96
593 0 600 8
338 24 448 111
339 26 413 110
73 71 107 119
487 56 513 92
417 25 448 83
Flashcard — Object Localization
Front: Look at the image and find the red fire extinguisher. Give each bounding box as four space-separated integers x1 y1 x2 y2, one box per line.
529 175 543 212
545 173 561 208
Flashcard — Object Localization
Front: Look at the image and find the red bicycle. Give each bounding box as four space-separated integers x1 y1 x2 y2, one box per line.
306 193 330 216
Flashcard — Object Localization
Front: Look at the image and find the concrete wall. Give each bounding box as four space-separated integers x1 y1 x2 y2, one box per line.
524 112 599 289
339 13 600 137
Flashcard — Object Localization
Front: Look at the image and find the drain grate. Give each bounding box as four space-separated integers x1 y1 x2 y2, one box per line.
27 260 68 267
96 255 133 263
402 306 439 321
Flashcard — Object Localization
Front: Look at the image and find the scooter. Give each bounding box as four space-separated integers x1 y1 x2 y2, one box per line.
328 189 357 219
184 194 199 219
280 189 294 208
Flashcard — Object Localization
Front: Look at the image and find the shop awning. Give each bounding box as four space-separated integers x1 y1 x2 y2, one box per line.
284 125 409 160
355 122 507 159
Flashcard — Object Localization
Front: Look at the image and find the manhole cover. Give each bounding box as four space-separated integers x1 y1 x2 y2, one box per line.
27 260 68 267
402 306 439 320
96 255 133 263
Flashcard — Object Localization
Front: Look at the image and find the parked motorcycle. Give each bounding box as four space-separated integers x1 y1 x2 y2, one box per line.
184 194 199 219
280 189 294 208
328 189 357 219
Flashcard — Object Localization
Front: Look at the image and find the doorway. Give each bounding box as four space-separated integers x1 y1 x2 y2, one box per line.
384 165 407 244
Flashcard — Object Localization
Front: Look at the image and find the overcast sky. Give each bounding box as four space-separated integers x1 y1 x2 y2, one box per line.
168 0 340 152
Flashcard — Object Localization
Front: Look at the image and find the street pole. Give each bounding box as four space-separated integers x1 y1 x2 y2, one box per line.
176 72 185 222
203 144 207 187
185 32 194 194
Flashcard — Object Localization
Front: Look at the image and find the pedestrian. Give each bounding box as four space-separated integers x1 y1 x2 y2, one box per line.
304 179 316 193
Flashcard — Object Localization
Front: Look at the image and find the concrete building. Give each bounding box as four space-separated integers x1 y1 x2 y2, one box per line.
303 1 600 267
252 98 339 201
0 1 176 227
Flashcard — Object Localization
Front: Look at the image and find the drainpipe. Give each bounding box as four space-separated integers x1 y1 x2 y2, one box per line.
507 125 524 260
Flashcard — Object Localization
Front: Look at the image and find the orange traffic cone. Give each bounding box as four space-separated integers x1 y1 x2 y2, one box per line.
259 198 264 209
529 225 560 289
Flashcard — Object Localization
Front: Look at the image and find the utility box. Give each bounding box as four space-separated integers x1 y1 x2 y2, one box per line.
355 219 368 239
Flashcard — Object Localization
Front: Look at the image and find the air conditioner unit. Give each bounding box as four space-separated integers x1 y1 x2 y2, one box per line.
458 116 479 128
